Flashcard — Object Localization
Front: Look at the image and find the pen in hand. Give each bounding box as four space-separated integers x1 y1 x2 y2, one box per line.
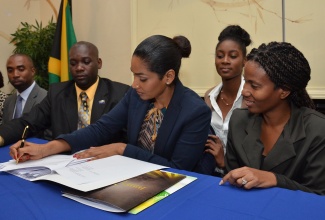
16 125 29 164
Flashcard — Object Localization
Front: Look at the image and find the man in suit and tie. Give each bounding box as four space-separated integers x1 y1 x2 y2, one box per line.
3 54 47 123
0 41 129 146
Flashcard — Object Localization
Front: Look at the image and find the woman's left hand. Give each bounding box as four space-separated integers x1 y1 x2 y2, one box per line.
73 143 127 161
219 166 277 189
205 135 225 168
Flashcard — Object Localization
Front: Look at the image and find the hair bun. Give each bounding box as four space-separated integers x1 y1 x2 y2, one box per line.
173 35 191 58
218 25 251 46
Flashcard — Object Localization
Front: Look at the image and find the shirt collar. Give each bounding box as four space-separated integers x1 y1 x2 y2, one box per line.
208 76 244 102
17 81 36 101
75 77 99 101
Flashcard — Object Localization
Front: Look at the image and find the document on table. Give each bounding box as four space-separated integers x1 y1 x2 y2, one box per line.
0 154 78 172
62 172 197 214
62 170 187 213
0 155 89 180
54 155 167 191
0 155 167 192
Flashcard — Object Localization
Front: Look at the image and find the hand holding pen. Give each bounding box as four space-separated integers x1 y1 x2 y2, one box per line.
16 125 29 163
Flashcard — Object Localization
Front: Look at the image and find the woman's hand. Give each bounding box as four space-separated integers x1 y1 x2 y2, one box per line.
9 141 46 162
205 135 225 168
74 143 127 161
219 166 277 189
9 139 71 163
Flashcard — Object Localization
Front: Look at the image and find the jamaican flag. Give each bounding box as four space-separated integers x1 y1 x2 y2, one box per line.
48 0 77 84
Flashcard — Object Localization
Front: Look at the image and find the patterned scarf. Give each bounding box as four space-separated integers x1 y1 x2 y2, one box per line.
138 104 166 153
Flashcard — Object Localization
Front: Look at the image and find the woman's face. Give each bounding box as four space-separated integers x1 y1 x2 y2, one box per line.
215 39 245 80
131 56 170 101
242 61 284 114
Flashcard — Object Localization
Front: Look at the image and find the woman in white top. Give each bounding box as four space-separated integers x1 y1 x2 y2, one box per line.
204 25 252 176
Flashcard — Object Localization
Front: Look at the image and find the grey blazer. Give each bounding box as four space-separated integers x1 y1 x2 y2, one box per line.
3 83 47 124
226 104 325 195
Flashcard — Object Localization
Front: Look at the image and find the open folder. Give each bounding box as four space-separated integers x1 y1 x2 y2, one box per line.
63 170 187 213
0 155 167 192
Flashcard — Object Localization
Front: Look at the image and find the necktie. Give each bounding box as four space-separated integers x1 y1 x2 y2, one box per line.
78 92 89 129
14 95 23 119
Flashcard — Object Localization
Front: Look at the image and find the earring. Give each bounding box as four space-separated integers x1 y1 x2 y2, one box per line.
166 82 169 85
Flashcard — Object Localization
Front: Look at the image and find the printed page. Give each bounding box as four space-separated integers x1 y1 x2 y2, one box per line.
0 155 89 180
7 167 52 180
0 155 76 172
53 155 167 191
1 154 167 192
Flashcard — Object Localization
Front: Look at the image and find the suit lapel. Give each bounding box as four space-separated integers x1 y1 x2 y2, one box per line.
23 84 39 113
242 115 264 168
243 104 305 171
263 104 305 171
262 136 296 171
91 79 109 122
63 85 78 131
5 95 16 121
127 81 188 152
128 95 150 144
154 80 183 155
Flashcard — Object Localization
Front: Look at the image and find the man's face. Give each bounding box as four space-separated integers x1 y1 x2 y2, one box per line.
6 55 35 93
69 44 102 90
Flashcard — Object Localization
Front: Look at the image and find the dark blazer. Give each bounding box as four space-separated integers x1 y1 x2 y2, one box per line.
0 78 129 145
3 83 47 123
226 105 325 195
60 79 212 172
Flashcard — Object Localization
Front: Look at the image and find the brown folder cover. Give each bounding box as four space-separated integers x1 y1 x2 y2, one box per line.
63 170 186 212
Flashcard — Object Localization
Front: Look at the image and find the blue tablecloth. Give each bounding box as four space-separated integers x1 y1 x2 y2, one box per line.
0 138 325 219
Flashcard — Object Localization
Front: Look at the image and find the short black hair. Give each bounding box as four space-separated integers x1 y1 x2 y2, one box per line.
216 25 252 56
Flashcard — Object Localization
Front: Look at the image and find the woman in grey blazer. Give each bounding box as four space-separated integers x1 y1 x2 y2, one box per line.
220 42 325 195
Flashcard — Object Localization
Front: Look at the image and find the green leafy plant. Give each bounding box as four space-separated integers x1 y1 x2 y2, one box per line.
10 18 56 90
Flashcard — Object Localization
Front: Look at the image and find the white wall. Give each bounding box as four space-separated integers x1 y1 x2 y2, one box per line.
133 0 282 95
285 0 325 98
133 0 325 97
73 0 132 85
1 0 325 98
0 0 132 95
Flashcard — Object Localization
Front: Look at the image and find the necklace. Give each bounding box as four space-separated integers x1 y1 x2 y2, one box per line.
220 90 234 106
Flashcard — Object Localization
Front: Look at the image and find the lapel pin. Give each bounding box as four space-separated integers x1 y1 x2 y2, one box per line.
99 100 105 104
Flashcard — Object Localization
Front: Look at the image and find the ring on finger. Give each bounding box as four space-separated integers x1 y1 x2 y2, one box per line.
241 178 248 185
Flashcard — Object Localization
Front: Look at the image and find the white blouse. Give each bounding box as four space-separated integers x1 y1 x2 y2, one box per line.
208 76 245 153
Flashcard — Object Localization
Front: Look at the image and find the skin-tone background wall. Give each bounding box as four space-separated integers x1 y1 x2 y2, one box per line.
0 0 132 94
1 0 324 98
